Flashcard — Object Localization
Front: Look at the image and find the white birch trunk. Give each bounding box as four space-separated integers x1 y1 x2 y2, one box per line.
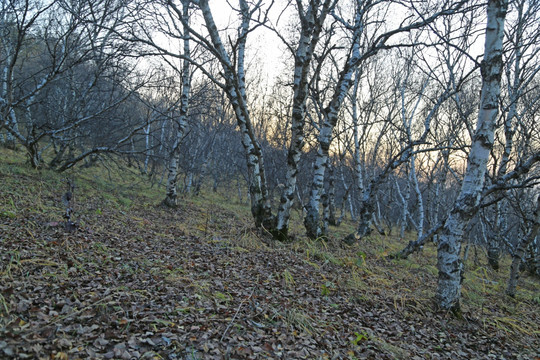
164 138 182 207
305 7 364 239
436 0 508 312
410 155 424 239
305 126 333 238
1 64 8 145
143 121 151 174
490 0 525 269
163 1 190 208
352 70 364 198
275 2 334 240
395 174 411 240
237 0 273 228
199 0 273 228
1 52 17 149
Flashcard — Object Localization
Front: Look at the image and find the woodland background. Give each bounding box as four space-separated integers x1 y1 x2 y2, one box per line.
1 0 539 358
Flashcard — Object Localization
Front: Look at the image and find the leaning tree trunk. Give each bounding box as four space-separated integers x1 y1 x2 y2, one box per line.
236 0 273 228
199 0 273 228
163 2 190 208
435 0 508 312
506 196 540 297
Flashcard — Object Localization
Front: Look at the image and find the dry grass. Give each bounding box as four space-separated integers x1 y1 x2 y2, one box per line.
1 146 539 357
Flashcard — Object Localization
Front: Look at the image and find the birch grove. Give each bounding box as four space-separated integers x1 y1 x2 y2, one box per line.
2 0 539 312
1 0 145 170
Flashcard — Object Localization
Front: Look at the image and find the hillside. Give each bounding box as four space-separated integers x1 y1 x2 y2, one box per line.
1 148 539 360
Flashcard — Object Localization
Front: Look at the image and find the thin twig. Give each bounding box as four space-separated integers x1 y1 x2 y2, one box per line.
220 287 255 342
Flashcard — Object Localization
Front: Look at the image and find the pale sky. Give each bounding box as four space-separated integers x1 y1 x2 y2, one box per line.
206 0 292 84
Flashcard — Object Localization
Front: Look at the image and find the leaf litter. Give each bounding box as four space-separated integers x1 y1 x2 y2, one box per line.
0 172 539 360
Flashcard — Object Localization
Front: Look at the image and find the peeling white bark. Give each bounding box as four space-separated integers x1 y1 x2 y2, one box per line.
410 155 424 239
276 1 336 240
436 0 508 312
305 4 364 239
198 0 273 227
164 1 191 208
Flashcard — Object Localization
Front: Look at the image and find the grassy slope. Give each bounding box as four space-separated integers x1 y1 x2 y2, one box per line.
0 147 539 360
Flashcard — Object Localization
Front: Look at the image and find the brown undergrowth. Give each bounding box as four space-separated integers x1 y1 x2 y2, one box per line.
1 147 539 359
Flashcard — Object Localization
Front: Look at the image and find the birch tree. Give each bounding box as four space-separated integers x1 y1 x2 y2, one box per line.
126 0 272 216
344 50 469 244
394 10 487 259
0 0 56 162
194 0 275 228
506 195 539 297
435 0 508 312
274 0 337 240
486 0 540 269
1 0 142 169
304 0 470 240
0 0 20 149
162 0 191 208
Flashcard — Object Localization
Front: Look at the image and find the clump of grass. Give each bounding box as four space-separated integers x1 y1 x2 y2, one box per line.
302 239 343 266
1 251 21 279
213 291 232 304
283 308 316 334
343 268 369 293
0 293 10 317
281 269 296 289
489 316 540 336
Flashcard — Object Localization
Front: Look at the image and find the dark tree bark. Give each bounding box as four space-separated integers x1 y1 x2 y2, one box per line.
506 196 540 297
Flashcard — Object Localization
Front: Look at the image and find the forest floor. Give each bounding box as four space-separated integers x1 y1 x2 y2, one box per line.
1 148 539 360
